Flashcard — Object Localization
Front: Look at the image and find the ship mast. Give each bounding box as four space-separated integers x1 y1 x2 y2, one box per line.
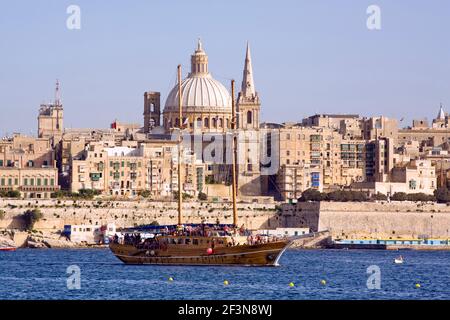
177 65 183 226
231 79 238 228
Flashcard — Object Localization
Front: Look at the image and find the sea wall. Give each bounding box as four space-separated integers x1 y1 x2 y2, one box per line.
281 201 450 239
3 199 450 240
0 199 279 232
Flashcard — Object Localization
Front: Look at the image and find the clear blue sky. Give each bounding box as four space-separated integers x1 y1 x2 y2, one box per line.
1 0 450 136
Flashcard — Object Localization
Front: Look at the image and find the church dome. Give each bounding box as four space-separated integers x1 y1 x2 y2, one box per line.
164 40 231 112
164 75 231 112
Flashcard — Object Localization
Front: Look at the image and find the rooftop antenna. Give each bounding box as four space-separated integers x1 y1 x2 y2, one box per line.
55 79 61 107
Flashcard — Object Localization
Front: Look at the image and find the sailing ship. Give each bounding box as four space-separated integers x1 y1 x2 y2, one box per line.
109 65 292 266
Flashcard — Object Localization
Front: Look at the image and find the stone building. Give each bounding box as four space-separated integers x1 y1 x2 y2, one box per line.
353 159 436 196
0 134 59 198
38 80 63 145
70 140 205 198
269 123 366 200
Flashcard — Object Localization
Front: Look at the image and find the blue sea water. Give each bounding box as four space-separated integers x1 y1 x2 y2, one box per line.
1 248 449 300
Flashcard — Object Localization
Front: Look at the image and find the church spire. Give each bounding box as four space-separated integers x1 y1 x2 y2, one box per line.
241 42 256 98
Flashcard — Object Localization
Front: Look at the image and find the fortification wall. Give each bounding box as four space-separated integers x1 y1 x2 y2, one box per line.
4 199 450 240
0 199 279 232
281 201 450 239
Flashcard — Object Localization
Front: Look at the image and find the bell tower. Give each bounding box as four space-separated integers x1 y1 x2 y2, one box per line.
143 91 161 132
38 80 63 143
237 43 260 130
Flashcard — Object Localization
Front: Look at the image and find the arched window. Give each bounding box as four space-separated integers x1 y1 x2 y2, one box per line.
204 118 210 128
247 111 252 124
212 118 217 128
150 103 155 112
219 118 223 128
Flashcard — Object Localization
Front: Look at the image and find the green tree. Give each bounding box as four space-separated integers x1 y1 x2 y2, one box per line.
350 191 368 202
22 209 43 231
391 192 408 201
173 191 193 201
198 192 208 201
407 193 435 202
298 189 324 202
78 189 100 199
0 190 21 198
138 190 151 198
372 192 388 201
435 188 450 203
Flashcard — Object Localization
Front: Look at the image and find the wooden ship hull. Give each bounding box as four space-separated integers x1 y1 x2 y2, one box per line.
109 239 292 267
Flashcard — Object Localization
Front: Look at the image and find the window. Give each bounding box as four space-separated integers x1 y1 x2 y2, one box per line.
0 160 3 167
24 178 28 186
37 178 41 186
0 178 4 186
204 118 209 128
14 178 18 185
30 179 35 186
50 179 54 186
247 111 252 124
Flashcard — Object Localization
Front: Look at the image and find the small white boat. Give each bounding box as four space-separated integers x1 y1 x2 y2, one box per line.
394 256 404 264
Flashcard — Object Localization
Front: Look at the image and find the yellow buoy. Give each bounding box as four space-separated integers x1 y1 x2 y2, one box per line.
168 277 174 282
223 280 229 286
415 283 421 289
289 282 295 287
321 280 327 286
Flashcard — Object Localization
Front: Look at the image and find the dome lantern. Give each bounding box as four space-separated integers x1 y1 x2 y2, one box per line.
190 38 209 76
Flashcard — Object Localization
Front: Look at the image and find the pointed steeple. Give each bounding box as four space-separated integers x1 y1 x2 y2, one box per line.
438 103 445 120
241 42 256 98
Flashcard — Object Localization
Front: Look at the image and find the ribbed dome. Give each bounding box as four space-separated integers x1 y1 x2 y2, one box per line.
164 74 231 112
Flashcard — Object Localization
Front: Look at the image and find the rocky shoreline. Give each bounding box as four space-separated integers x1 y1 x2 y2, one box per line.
0 231 107 249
